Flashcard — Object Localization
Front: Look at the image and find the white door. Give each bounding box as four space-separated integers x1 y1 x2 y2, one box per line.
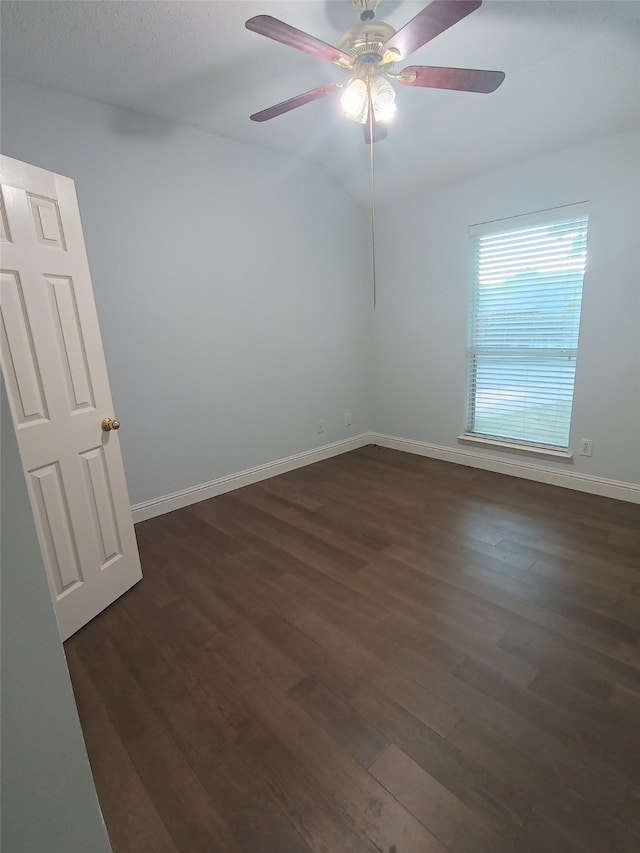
1 155 142 640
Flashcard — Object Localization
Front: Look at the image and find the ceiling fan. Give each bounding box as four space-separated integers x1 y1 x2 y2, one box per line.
246 0 505 143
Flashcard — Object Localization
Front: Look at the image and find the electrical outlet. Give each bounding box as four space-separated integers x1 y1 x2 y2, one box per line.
317 420 324 434
580 439 593 457
345 412 352 427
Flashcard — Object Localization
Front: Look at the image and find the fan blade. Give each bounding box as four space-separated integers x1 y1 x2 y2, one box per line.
246 16 352 67
382 0 482 60
250 84 341 122
364 118 388 144
397 65 505 93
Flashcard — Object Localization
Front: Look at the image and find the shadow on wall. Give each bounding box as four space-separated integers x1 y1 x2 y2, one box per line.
109 104 177 139
106 44 301 141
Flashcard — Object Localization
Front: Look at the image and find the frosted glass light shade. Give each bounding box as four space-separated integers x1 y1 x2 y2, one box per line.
370 77 397 122
340 79 368 123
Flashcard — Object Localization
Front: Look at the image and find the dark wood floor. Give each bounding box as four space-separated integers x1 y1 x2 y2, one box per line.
65 446 640 853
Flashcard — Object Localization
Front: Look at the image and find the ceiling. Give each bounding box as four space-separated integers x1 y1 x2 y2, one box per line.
2 1 639 205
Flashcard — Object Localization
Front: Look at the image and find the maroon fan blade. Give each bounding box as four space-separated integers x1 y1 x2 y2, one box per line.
397 65 504 93
246 16 352 67
382 0 482 60
364 118 388 144
250 84 341 122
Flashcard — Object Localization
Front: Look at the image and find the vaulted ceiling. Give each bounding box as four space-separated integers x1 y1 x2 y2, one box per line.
2 1 639 204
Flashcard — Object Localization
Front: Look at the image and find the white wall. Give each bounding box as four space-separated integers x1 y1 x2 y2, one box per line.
1 77 372 506
373 129 640 487
1 381 112 853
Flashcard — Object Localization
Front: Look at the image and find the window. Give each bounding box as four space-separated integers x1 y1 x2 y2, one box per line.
465 203 589 451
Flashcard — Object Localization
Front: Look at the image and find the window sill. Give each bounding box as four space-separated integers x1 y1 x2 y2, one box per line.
457 434 573 460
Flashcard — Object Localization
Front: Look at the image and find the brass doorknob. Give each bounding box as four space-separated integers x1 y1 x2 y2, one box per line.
101 417 120 432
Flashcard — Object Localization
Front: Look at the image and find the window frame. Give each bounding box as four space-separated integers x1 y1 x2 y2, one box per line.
462 202 589 455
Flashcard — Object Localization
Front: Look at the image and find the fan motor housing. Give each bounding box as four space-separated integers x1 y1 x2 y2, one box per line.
338 21 396 63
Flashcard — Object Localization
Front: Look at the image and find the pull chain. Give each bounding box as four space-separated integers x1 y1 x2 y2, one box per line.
368 88 377 309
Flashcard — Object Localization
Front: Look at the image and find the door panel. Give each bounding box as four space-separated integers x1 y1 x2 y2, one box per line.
0 188 11 242
28 193 67 248
29 461 84 595
1 155 142 639
80 445 123 567
1 270 50 423
45 274 96 410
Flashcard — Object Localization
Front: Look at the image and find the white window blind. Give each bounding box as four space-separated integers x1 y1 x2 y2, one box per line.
466 203 589 450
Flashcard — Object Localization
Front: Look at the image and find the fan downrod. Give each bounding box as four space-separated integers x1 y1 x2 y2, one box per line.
352 0 381 22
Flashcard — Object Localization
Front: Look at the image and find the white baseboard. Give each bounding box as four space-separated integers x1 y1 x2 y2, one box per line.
371 432 640 504
131 433 372 523
131 430 639 522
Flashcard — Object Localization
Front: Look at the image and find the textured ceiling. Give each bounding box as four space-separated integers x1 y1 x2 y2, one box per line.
2 1 639 205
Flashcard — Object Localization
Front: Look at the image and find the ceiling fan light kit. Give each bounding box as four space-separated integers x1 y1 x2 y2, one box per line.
245 0 505 309
340 71 397 125
245 0 504 142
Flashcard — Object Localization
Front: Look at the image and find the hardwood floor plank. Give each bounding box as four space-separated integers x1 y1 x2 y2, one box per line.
172 645 381 853
288 675 389 768
359 556 508 643
190 498 321 577
454 658 577 740
361 561 536 688
69 619 246 853
448 717 639 852
223 718 381 853
201 638 449 853
172 505 248 556
189 741 314 853
610 683 640 714
224 491 369 571
497 618 640 698
245 482 388 562
221 619 309 692
369 743 519 853
257 612 530 840
294 611 463 738
515 808 594 853
383 644 630 813
615 786 640 837
110 621 225 758
389 539 640 672
65 645 179 853
527 671 640 779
